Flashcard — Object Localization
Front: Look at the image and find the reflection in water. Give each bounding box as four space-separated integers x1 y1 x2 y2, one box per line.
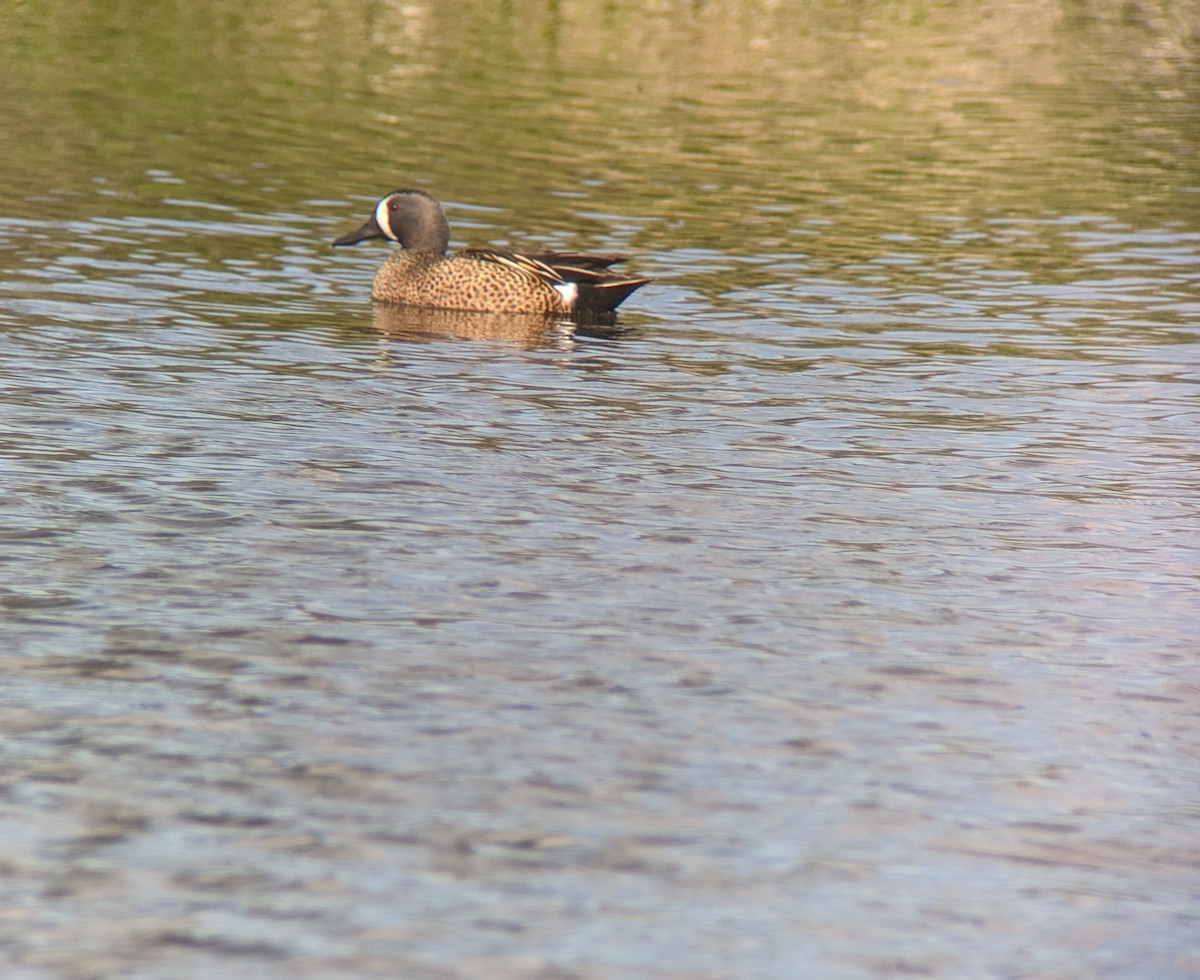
369 302 576 348
0 1 1197 978
2 0 1196 235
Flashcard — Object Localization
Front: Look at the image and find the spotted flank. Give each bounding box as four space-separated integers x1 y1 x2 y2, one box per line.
333 189 650 316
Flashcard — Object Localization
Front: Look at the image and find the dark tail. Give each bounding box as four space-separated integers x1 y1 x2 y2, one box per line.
529 252 650 315
574 277 652 315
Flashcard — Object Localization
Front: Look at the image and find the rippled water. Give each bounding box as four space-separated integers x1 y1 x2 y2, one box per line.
2 2 1199 977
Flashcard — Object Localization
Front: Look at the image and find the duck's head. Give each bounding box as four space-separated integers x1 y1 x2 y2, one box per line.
332 189 450 253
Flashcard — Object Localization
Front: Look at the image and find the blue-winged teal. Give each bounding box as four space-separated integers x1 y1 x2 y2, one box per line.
333 190 650 316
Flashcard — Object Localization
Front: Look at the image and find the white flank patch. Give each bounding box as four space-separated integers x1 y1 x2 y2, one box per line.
375 196 399 242
553 282 578 309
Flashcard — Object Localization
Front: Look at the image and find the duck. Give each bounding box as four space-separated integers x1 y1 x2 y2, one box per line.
333 189 650 316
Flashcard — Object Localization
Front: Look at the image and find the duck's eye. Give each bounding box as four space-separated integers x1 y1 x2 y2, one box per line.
389 201 399 211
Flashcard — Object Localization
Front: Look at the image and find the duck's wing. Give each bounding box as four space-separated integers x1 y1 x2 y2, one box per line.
524 252 630 272
460 248 567 285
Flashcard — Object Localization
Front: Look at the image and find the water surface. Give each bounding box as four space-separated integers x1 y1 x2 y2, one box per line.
1 2 1198 977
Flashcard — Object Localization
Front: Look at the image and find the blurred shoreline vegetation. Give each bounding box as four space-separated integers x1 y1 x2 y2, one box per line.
0 1 1195 257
